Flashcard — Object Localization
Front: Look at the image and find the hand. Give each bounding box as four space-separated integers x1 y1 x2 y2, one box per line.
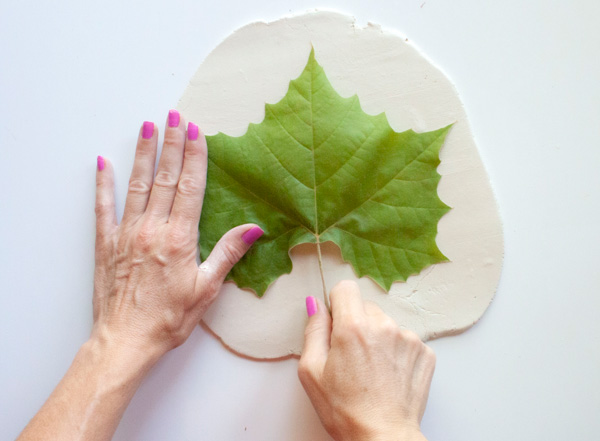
298 281 435 441
93 110 263 361
18 111 264 441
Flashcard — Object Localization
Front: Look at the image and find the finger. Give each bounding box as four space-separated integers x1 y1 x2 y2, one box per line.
330 280 364 324
122 121 158 224
146 109 186 221
169 122 207 228
414 344 436 423
199 224 264 288
299 296 331 378
363 299 383 315
95 156 117 244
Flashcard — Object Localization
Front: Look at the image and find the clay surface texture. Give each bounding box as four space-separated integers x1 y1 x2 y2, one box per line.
178 11 504 359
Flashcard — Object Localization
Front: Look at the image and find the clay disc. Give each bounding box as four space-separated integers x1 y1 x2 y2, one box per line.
178 11 503 359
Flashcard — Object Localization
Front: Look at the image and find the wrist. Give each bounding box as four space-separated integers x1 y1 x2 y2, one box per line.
85 325 163 388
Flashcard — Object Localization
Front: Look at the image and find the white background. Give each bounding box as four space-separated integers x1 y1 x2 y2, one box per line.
1 1 599 440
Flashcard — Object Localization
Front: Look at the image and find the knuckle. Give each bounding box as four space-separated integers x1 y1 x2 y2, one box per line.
380 318 399 335
332 280 358 295
344 317 365 334
153 170 178 189
184 142 205 158
128 178 151 194
95 199 112 217
163 129 182 147
330 280 360 305
334 318 364 344
167 228 187 245
423 345 437 364
400 329 423 347
303 323 316 339
220 241 243 267
363 299 379 310
135 226 155 251
165 229 192 256
177 176 202 196
164 243 181 258
137 138 155 152
304 321 325 341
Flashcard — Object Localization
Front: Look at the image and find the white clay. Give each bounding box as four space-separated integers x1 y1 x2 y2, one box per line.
178 11 504 359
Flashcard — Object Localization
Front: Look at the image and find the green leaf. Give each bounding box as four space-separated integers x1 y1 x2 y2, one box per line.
200 49 451 297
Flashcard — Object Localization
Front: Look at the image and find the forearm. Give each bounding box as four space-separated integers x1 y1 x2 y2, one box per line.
18 331 160 441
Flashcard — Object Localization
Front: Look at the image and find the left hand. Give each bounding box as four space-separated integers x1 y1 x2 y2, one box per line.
17 110 261 441
93 110 263 361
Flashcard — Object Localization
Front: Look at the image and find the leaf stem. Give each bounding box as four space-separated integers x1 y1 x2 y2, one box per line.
316 236 330 312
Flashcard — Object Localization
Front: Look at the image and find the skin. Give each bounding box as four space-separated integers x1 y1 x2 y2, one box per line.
298 282 435 441
18 111 436 441
18 113 260 441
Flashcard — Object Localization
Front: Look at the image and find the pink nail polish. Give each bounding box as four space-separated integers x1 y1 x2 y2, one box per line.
97 156 105 171
188 122 199 140
242 226 264 245
306 296 317 317
142 121 154 139
168 109 180 128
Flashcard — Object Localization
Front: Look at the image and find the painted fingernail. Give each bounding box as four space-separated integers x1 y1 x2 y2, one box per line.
168 109 180 128
242 226 264 245
306 296 317 317
97 155 105 171
142 121 154 139
188 122 199 140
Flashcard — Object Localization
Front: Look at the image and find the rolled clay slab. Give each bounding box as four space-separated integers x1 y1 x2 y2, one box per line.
178 11 504 359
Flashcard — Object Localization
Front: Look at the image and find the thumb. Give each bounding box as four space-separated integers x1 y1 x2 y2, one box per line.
199 224 263 286
299 296 331 381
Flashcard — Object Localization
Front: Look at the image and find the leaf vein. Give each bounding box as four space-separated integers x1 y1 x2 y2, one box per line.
320 131 447 234
209 157 312 231
334 226 440 258
313 96 358 151
266 106 311 151
252 130 312 191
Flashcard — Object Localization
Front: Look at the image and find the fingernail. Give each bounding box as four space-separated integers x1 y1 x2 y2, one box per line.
241 226 264 245
97 155 105 171
168 109 180 128
142 121 154 139
188 122 199 140
306 296 317 317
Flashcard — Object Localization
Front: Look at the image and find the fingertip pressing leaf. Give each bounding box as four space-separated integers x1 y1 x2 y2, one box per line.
199 48 451 297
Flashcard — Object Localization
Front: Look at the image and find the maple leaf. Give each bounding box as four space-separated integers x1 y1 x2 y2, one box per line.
199 49 451 300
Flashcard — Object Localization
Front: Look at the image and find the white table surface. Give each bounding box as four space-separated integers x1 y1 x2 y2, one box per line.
1 1 599 440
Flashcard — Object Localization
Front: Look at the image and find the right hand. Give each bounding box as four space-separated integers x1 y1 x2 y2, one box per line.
298 281 436 441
